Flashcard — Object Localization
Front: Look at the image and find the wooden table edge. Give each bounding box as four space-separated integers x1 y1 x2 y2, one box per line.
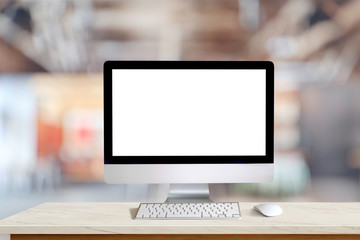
10 234 360 240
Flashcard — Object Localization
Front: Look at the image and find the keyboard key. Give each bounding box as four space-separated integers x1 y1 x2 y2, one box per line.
167 213 202 218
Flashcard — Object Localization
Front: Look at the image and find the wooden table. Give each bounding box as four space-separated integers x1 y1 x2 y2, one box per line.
0 202 359 240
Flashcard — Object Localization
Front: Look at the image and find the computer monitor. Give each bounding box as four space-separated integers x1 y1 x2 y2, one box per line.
104 61 274 202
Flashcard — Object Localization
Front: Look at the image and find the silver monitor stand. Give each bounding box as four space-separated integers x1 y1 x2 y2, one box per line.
165 184 213 202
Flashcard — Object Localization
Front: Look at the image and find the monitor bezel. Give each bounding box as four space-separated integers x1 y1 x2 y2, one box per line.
104 61 274 164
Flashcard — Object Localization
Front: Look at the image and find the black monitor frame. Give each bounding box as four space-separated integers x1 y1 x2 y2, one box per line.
104 61 274 164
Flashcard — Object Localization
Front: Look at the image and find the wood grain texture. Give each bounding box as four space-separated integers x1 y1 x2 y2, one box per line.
10 234 360 240
1 202 360 234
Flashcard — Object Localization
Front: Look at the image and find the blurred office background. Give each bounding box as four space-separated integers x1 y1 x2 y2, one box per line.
1 0 360 223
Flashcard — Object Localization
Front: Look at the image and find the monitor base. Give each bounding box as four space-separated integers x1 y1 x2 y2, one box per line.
165 184 213 202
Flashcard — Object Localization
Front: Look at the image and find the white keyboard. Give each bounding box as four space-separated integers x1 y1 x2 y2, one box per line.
135 202 241 220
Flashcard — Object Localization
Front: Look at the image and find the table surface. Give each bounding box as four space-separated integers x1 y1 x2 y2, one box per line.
0 202 359 234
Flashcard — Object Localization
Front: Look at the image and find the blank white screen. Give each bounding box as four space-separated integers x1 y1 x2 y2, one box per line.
112 69 266 156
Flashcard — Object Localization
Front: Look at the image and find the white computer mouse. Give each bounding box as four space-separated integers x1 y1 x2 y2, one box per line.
254 204 283 217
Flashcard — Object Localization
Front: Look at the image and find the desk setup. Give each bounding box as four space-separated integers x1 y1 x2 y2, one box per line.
2 62 359 239
0 202 360 240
